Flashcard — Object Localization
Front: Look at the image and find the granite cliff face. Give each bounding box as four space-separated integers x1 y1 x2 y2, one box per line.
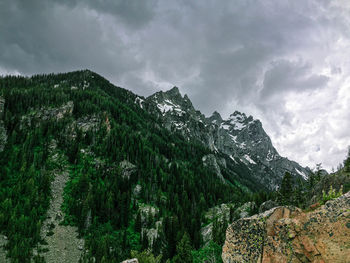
222 191 350 263
145 87 310 190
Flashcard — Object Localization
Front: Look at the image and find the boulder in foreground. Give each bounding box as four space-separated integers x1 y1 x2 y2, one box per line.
222 191 350 263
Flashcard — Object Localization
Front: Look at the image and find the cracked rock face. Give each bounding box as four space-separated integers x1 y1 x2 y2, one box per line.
222 192 350 263
20 101 74 129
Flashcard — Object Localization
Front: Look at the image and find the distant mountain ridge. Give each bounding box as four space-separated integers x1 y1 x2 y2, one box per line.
143 87 310 190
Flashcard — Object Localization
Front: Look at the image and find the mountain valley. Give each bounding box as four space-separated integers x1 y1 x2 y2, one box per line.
0 70 348 263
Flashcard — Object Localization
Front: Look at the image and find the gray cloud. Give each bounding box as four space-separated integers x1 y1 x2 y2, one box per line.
56 0 158 28
1 0 349 170
0 0 145 76
261 60 329 99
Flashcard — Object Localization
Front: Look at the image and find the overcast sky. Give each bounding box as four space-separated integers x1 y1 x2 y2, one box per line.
1 0 350 171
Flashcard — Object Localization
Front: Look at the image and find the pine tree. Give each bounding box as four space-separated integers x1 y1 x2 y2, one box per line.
344 147 350 172
212 218 219 244
229 206 234 222
315 163 323 181
172 232 193 263
142 231 149 250
279 172 292 205
135 211 142 233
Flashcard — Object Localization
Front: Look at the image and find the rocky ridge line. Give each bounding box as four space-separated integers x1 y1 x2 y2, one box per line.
144 87 310 190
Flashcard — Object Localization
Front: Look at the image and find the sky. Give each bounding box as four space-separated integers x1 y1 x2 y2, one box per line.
1 0 350 171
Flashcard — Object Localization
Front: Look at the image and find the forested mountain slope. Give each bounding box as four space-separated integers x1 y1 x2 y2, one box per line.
0 70 249 262
0 70 310 262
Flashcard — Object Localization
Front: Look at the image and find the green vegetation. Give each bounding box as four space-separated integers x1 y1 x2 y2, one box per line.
0 70 348 262
279 172 293 205
0 71 251 262
172 233 192 263
321 185 343 204
274 156 350 209
131 249 162 263
192 241 222 263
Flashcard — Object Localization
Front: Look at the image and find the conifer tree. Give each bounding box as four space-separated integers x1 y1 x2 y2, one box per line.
344 147 350 172
172 232 193 263
135 211 142 233
279 172 292 205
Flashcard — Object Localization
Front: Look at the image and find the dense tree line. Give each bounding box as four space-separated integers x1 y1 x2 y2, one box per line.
0 71 251 262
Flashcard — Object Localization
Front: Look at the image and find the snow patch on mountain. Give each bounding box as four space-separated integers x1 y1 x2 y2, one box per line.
229 134 237 143
229 155 237 163
221 124 231 130
244 154 256 165
145 87 311 190
295 168 308 180
239 142 246 149
157 102 173 113
156 99 186 116
135 97 144 108
266 150 274 162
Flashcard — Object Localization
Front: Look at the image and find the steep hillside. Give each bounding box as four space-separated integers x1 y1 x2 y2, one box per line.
0 70 312 262
0 70 250 262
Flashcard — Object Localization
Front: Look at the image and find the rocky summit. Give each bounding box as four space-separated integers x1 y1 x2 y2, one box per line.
222 191 350 263
145 87 310 190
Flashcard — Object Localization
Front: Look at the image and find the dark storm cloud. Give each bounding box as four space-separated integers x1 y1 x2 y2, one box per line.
0 0 332 97
55 0 158 28
1 0 349 169
0 0 149 76
261 60 329 99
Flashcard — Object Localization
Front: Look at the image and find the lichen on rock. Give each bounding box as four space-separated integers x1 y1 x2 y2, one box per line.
222 192 350 263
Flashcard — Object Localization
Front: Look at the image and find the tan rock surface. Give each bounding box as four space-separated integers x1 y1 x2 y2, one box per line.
222 192 350 263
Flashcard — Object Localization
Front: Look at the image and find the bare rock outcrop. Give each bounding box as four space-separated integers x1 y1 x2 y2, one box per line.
20 101 74 129
119 160 137 179
33 146 84 262
121 259 139 263
259 200 278 214
0 234 9 263
222 192 350 263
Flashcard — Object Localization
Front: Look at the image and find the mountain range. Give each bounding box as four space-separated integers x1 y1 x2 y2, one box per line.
0 70 313 262
142 86 310 190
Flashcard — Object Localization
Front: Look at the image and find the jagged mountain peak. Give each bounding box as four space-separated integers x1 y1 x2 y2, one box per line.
166 86 181 96
151 86 182 101
147 86 195 116
183 94 191 103
228 111 254 123
145 86 310 189
149 87 176 101
208 111 223 123
230 110 247 118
